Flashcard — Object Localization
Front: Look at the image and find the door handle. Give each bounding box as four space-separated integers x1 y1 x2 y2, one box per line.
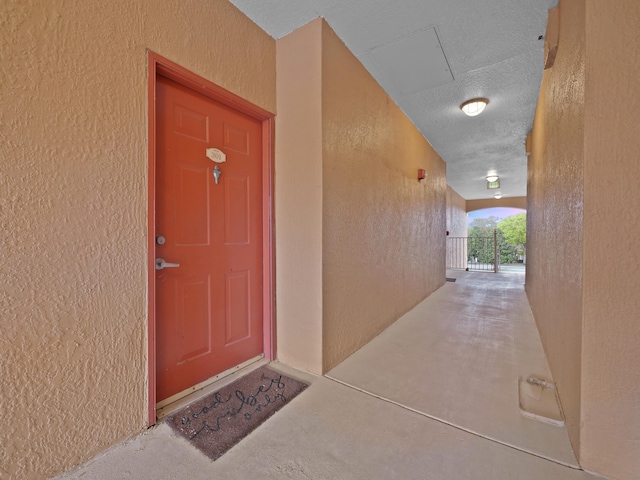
156 258 180 270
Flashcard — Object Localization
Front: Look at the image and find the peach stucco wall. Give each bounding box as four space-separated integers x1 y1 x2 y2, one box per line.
275 20 324 374
526 0 585 457
527 0 640 478
320 21 446 371
276 19 446 374
580 0 640 477
1 1 275 478
466 196 527 212
446 186 467 238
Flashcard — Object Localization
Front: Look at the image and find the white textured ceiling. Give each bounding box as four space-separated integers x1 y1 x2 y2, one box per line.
229 0 558 200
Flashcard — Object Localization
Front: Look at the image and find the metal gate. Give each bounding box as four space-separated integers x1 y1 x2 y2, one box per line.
447 231 500 272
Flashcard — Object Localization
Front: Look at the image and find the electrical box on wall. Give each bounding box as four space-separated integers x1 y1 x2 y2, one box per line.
544 7 560 69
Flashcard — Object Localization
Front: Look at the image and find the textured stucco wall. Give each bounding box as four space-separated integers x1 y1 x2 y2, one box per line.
321 21 447 372
275 20 324 375
528 1 640 478
274 19 446 374
466 196 527 212
581 0 640 477
446 186 467 237
526 0 585 459
0 1 275 478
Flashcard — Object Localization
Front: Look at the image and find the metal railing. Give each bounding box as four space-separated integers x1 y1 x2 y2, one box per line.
447 231 499 272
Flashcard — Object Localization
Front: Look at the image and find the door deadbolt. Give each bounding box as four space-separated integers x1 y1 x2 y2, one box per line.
156 235 166 245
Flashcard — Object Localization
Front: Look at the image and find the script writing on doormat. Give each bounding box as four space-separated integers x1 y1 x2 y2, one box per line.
166 366 308 460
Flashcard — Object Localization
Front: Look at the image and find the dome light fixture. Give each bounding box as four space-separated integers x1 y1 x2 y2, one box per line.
494 193 503 199
461 98 488 117
486 174 499 183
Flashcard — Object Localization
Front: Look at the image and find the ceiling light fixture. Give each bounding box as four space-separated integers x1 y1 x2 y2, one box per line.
461 98 488 117
486 175 499 183
494 193 503 199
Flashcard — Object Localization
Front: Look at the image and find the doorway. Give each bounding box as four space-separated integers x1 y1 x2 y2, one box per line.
147 52 274 423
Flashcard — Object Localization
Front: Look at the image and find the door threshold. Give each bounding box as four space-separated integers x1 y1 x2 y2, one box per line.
156 355 267 420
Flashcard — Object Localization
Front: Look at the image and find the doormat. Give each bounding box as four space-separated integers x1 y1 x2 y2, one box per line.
446 277 457 282
165 365 308 461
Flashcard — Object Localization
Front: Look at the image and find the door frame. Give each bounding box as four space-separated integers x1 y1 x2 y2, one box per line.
147 51 275 425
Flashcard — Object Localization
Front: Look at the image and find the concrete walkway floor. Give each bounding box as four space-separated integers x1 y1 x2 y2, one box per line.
55 271 605 480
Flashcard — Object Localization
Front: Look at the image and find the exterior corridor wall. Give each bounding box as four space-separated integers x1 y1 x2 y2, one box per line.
466 196 527 212
276 19 447 374
0 1 276 478
527 0 640 478
446 186 467 238
275 20 324 374
581 0 640 477
321 21 446 371
526 0 585 459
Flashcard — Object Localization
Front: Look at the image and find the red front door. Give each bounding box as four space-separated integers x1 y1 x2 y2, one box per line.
155 74 264 402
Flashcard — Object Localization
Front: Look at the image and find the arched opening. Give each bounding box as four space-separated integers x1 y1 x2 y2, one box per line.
448 207 526 273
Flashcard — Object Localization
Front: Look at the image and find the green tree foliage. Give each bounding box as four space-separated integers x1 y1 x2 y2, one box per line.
468 215 500 235
498 213 527 247
467 213 526 265
468 216 500 264
498 231 519 264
